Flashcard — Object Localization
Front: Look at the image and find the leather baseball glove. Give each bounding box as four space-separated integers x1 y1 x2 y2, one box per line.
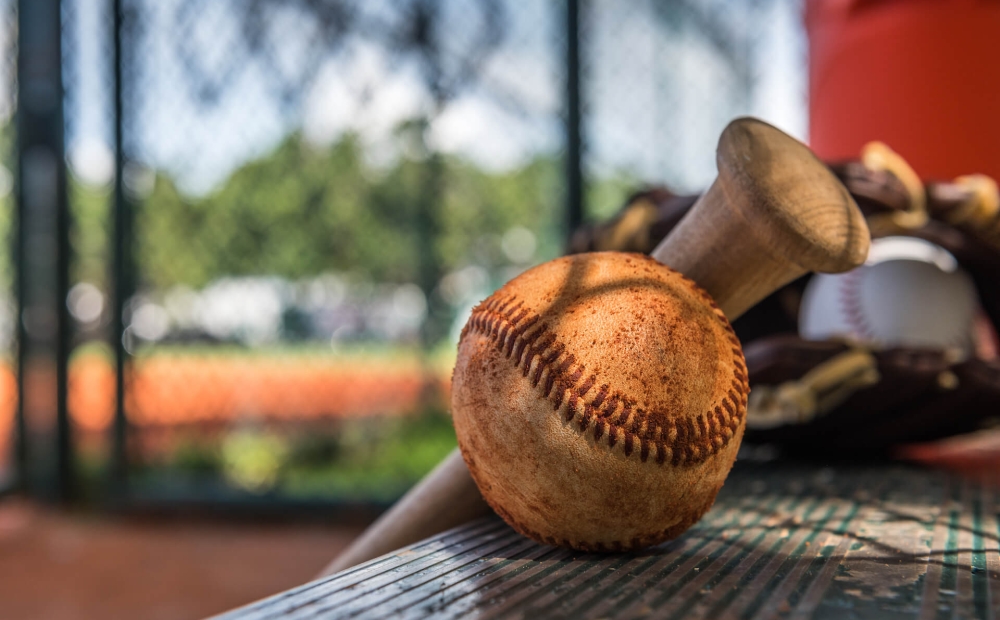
569 142 1000 457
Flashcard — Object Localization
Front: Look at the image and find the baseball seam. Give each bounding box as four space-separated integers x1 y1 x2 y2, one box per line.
463 290 748 468
839 267 878 343
837 262 973 350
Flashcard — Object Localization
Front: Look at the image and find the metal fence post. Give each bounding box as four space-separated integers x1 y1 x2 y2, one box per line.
16 0 73 502
565 0 583 245
110 0 130 496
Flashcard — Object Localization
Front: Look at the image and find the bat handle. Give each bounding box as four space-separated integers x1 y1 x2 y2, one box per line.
651 117 870 321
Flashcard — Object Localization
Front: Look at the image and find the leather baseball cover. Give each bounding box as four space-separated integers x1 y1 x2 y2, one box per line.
451 252 748 550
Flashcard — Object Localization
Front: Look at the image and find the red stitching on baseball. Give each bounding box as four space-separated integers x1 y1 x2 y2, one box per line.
472 288 748 465
839 268 877 342
464 292 748 467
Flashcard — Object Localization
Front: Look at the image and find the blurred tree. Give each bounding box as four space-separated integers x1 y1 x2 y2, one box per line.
134 131 563 293
0 125 13 294
149 0 515 346
69 182 111 289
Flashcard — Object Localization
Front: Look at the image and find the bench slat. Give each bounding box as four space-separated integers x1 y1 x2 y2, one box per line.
214 464 1000 619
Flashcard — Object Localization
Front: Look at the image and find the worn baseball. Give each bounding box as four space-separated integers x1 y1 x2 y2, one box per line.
799 236 979 354
451 252 749 551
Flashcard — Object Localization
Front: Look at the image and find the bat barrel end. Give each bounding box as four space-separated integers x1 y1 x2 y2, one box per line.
717 117 870 274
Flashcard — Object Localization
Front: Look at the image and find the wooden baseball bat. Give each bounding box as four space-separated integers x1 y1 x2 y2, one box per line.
319 117 869 577
650 116 869 317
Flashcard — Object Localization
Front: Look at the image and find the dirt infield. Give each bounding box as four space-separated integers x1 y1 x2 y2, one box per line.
0 350 451 468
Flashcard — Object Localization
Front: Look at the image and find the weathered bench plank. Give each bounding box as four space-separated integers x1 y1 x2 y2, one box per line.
214 463 1000 619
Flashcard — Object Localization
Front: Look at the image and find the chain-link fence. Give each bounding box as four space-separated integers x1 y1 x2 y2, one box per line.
14 0 808 507
581 0 807 217
60 0 569 505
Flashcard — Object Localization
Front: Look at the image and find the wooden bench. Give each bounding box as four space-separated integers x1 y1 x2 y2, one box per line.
215 462 1000 619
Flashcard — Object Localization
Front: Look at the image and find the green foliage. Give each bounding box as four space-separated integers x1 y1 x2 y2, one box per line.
154 408 458 502
69 181 111 289
136 133 564 290
585 169 645 222
282 409 457 501
222 430 291 492
0 128 14 294
0 186 10 294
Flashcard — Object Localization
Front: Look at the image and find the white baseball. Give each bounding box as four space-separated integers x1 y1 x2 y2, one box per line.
799 236 979 354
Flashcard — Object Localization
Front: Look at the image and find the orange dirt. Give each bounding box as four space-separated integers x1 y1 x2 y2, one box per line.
0 354 451 466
